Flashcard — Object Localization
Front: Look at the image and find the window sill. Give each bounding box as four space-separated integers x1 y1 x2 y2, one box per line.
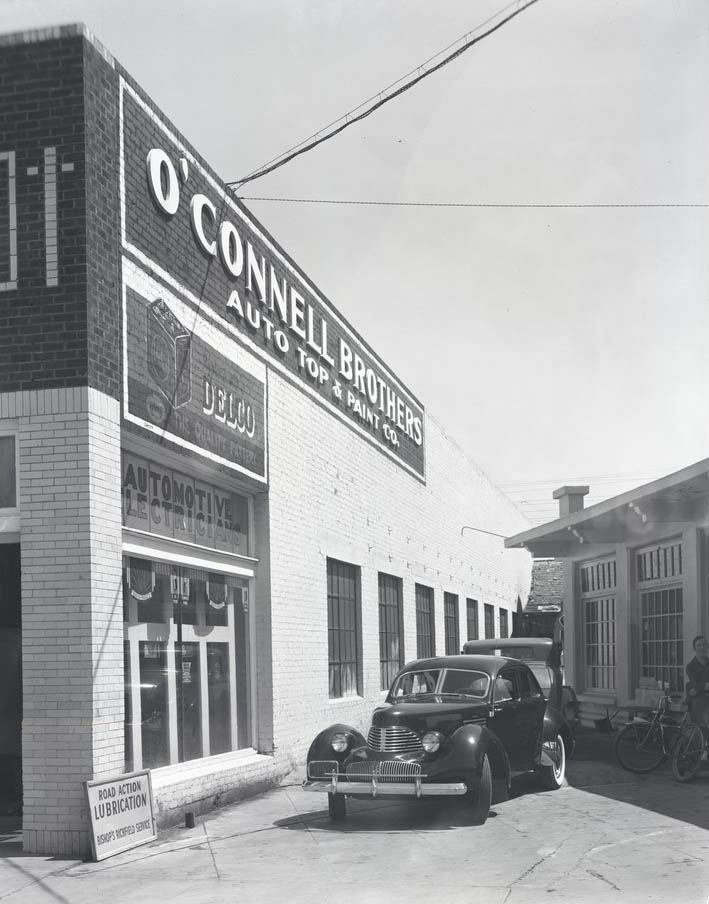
150 748 270 788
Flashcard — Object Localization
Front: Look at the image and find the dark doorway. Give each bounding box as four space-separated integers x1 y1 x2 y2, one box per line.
0 543 21 819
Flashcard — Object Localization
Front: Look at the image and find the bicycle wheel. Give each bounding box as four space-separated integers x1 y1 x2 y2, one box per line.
672 725 704 783
614 721 665 773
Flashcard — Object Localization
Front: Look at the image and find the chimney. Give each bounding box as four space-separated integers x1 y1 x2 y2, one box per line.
553 485 589 517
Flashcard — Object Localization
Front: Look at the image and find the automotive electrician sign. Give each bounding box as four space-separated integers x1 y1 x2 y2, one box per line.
119 79 425 480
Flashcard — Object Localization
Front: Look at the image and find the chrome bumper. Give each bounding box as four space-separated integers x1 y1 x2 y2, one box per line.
303 761 467 798
303 778 467 797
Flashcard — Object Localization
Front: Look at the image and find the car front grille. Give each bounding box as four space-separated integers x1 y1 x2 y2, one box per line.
307 760 339 780
367 725 422 754
346 760 422 782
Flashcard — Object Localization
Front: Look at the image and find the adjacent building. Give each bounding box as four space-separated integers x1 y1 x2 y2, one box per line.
0 25 532 855
507 465 709 726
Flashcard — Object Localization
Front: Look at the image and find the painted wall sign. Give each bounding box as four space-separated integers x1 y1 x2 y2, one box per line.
84 770 156 861
122 452 249 554
123 261 267 481
119 79 425 480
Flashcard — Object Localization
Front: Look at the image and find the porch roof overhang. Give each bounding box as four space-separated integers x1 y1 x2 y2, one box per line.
505 458 709 558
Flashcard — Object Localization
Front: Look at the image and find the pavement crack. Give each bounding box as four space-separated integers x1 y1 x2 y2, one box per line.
202 823 221 880
282 788 324 846
586 868 620 890
515 848 556 882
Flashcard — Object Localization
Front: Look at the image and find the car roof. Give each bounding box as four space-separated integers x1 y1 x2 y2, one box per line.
398 654 526 675
461 638 558 662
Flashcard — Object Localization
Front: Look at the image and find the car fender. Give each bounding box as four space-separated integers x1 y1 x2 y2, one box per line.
543 705 575 757
448 722 512 788
306 723 367 764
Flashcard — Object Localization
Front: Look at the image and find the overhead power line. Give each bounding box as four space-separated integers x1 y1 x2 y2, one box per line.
238 197 708 209
228 0 540 189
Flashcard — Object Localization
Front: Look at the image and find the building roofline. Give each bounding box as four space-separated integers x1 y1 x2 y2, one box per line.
505 457 709 550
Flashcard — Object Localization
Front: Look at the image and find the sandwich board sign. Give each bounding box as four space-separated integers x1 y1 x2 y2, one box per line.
85 770 157 860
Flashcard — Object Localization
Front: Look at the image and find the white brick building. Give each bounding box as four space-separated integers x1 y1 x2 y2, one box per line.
0 25 532 856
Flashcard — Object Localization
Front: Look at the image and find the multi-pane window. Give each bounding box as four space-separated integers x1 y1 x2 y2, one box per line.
484 604 495 639
584 597 616 690
466 598 479 641
637 543 682 583
379 573 403 691
640 588 683 692
580 557 617 691
512 599 521 637
499 609 508 638
444 592 460 654
415 584 435 658
327 558 361 698
636 541 683 693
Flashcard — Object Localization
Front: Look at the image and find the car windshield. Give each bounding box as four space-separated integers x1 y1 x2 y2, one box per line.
390 668 490 699
391 669 442 697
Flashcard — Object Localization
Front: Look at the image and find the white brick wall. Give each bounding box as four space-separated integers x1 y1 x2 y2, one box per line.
1 375 531 853
263 373 532 771
3 387 123 856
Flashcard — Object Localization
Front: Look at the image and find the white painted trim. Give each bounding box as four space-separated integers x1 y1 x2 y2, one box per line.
122 529 257 578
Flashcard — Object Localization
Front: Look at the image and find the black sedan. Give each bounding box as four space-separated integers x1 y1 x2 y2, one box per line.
302 654 574 823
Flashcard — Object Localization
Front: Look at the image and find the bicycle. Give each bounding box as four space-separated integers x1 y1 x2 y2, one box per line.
672 720 706 782
614 693 687 773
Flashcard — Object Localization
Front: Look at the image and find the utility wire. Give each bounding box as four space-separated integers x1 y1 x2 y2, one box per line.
228 0 540 189
237 197 708 209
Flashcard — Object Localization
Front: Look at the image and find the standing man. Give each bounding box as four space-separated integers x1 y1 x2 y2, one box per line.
686 635 709 725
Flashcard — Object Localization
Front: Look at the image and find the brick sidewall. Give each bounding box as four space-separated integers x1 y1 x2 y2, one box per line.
265 373 532 771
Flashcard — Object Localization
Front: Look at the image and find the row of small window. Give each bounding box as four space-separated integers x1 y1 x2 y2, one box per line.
327 557 516 699
580 541 684 599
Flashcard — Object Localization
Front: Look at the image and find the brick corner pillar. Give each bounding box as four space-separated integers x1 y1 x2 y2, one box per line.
20 387 123 857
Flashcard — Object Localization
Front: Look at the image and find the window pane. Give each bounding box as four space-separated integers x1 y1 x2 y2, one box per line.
379 573 403 690
124 641 133 772
178 643 202 761
128 558 167 624
0 437 15 507
139 641 170 768
208 643 231 755
327 559 360 698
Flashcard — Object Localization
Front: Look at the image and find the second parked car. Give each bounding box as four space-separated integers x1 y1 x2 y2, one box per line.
462 637 579 727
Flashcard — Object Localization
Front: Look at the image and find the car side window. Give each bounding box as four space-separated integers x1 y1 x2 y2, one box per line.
525 669 544 698
494 671 518 703
517 668 542 700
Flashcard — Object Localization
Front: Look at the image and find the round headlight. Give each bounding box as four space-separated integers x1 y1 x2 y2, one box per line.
422 731 443 753
331 732 349 753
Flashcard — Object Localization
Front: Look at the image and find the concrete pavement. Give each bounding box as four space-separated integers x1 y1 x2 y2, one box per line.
2 729 709 904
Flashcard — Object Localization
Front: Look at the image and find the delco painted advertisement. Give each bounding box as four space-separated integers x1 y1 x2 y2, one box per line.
119 79 425 480
123 262 267 482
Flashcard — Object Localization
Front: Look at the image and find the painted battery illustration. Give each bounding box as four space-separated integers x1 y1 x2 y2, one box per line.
147 298 192 408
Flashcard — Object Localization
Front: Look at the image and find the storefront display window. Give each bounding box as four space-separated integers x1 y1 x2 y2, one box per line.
123 557 251 770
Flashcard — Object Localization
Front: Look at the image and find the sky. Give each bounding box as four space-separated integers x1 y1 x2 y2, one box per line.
3 0 708 524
